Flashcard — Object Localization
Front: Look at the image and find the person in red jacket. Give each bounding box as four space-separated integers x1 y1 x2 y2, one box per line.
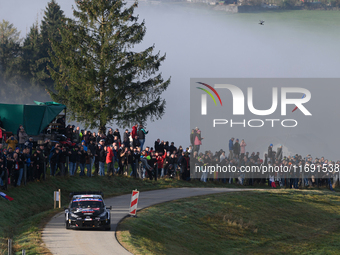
131 124 138 141
106 145 114 176
155 152 164 177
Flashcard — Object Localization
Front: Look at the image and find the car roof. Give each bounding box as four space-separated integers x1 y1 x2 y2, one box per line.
72 194 103 200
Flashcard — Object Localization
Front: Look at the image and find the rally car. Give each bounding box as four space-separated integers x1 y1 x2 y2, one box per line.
64 191 111 230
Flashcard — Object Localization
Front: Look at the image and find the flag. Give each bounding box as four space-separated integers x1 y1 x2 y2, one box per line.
292 94 306 112
0 192 13 201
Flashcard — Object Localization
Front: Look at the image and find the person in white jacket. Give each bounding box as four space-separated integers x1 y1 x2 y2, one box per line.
18 127 28 151
240 139 246 159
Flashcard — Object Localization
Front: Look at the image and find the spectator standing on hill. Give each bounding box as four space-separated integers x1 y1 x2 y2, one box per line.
138 124 148 150
65 125 73 140
84 131 91 145
6 135 18 151
155 151 164 177
78 146 87 176
113 129 121 143
169 142 177 154
12 153 21 187
233 139 240 159
127 148 135 177
190 129 195 146
43 140 51 161
86 151 92 177
154 139 160 152
162 141 169 152
88 140 96 172
140 151 153 179
50 148 60 176
94 142 101 176
123 129 130 148
113 136 121 147
81 141 88 152
106 128 114 145
56 116 66 134
97 132 105 144
131 124 138 141
23 148 31 181
90 132 97 143
98 144 106 176
118 145 127 175
35 148 45 181
228 137 234 160
16 125 23 140
276 145 283 162
25 137 34 152
73 127 80 143
18 127 28 151
31 148 44 181
179 152 187 178
59 147 68 176
106 145 114 176
122 146 129 175
268 144 273 163
194 129 203 153
220 151 226 162
112 145 119 173
68 147 78 176
16 148 25 186
163 150 171 176
240 139 246 159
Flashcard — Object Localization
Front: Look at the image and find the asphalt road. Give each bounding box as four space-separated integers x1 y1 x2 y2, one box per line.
42 188 254 255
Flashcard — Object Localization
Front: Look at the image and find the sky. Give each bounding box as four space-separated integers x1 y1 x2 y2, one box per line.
1 1 340 159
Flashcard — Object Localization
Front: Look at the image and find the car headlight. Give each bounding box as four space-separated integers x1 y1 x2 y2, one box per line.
99 211 107 218
70 212 78 218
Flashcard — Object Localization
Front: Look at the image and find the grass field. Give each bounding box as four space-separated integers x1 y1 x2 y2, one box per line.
117 190 340 255
1 170 338 254
0 175 241 255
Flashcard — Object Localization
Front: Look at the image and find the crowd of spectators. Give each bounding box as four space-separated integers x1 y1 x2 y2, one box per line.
0 122 192 190
191 128 338 191
0 122 338 191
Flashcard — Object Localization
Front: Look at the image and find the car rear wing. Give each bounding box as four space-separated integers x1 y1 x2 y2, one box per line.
69 191 104 198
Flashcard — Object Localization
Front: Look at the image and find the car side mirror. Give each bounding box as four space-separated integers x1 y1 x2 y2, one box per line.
106 206 112 210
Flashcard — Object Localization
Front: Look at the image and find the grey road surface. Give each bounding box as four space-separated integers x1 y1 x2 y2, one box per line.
42 188 254 255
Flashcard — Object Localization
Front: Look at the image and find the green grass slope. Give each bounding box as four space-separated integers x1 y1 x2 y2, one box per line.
118 190 340 255
0 176 235 254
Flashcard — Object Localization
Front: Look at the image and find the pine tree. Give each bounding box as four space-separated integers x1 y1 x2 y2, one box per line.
49 0 170 133
9 0 66 104
0 20 26 103
20 24 51 103
0 20 20 78
40 0 65 91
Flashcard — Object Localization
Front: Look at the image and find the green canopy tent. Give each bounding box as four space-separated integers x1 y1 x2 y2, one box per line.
0 101 66 136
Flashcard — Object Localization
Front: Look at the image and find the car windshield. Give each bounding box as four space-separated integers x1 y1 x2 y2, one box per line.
71 199 104 209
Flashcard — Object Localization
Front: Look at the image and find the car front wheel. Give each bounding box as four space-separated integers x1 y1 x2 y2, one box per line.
66 221 70 229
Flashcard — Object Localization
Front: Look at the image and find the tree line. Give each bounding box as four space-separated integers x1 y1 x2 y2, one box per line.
0 0 63 104
0 0 170 133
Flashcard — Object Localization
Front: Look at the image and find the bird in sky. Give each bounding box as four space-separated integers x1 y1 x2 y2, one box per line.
259 20 265 25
